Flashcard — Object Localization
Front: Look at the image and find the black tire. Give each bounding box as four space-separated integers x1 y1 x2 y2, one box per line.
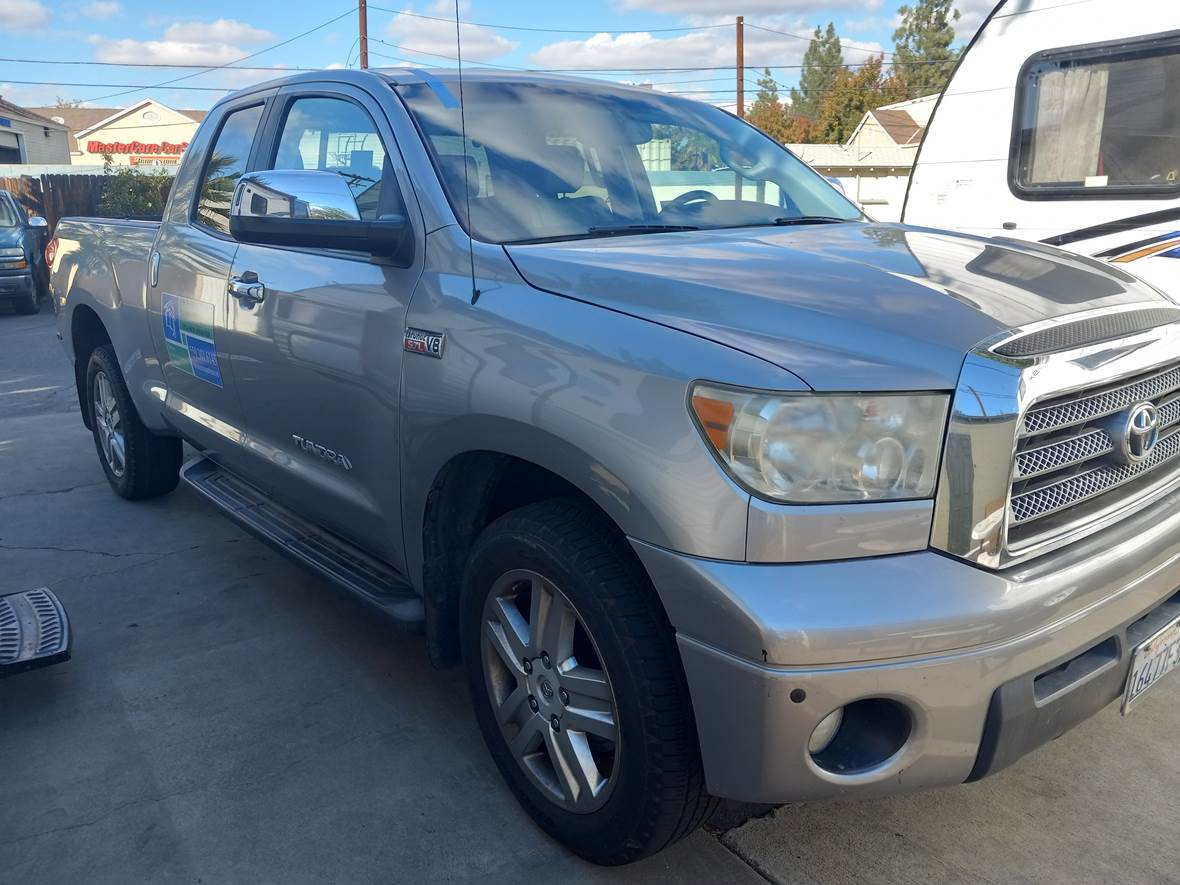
86 344 182 499
12 285 39 315
461 498 717 865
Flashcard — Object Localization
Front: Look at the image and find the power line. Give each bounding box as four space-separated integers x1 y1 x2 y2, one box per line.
0 78 235 93
368 5 732 35
80 7 357 103
368 42 943 74
0 57 324 72
745 22 895 58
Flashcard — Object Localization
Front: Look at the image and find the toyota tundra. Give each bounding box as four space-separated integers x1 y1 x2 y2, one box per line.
50 69 1180 864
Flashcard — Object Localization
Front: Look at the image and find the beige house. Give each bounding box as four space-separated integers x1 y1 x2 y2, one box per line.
845 94 938 152
789 94 940 222
0 97 71 165
30 99 208 167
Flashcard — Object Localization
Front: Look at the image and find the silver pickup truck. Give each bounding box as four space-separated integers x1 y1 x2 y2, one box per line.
51 69 1180 864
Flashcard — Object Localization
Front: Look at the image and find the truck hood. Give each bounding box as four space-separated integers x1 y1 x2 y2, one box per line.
505 222 1168 390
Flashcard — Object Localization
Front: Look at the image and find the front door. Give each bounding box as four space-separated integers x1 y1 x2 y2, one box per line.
147 97 269 470
225 85 422 570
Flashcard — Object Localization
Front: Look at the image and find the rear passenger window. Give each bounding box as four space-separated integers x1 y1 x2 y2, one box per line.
271 97 390 220
195 104 264 234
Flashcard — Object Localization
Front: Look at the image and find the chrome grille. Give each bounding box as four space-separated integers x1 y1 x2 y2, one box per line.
1008 361 1180 549
1022 365 1180 435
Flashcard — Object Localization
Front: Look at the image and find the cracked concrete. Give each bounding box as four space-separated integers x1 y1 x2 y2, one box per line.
4 311 1180 884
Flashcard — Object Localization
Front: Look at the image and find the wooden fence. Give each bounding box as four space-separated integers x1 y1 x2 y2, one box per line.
0 173 173 231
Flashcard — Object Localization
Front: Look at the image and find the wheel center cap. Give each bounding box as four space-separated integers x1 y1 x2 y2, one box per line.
539 677 554 700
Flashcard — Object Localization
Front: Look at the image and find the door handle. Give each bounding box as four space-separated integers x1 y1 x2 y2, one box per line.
228 272 265 306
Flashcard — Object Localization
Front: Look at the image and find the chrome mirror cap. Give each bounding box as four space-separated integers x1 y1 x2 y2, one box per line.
231 169 362 222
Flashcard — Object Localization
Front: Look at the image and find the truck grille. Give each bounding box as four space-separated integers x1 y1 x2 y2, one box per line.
1008 360 1180 549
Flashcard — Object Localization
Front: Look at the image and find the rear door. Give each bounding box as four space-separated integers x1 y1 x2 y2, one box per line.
223 83 423 569
147 95 271 467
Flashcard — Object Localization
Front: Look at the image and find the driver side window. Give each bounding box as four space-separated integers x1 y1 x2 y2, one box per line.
270 96 393 221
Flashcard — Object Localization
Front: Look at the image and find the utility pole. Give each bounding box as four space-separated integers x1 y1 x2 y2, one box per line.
359 0 369 70
735 16 745 118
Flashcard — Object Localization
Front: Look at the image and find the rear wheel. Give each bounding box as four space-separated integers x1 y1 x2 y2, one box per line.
86 345 181 499
461 498 716 865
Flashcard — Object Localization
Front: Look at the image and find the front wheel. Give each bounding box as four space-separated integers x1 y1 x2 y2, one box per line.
12 285 39 315
461 498 716 865
86 345 181 499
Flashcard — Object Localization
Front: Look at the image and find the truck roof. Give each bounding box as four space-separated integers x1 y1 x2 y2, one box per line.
218 67 673 111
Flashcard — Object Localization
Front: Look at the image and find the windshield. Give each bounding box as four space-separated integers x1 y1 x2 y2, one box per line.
0 197 18 228
396 79 863 244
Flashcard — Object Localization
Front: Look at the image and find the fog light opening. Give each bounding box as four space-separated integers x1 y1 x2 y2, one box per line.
807 707 844 754
810 698 912 775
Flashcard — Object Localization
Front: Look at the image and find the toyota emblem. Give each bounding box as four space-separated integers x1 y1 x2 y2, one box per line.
1114 402 1160 465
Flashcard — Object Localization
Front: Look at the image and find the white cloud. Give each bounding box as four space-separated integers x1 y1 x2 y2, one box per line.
952 0 997 41
81 1 122 20
90 18 275 69
0 0 50 29
94 38 246 67
164 18 274 45
385 1 518 62
530 21 822 73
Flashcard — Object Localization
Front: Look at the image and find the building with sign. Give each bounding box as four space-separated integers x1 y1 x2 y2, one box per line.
29 99 207 167
0 97 70 165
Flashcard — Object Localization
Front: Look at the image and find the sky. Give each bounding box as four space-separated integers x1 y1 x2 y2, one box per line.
0 0 998 113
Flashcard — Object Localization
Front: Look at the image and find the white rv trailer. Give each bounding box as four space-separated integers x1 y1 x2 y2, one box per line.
903 0 1180 294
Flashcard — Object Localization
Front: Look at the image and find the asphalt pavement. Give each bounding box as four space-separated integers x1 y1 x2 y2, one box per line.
2 306 1179 884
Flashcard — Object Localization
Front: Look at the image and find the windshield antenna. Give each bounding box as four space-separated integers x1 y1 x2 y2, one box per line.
454 0 480 304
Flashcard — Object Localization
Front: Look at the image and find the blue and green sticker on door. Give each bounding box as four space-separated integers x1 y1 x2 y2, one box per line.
162 292 223 387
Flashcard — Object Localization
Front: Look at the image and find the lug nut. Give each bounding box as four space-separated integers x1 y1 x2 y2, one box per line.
528 695 539 713
541 651 551 668
559 688 570 705
550 715 560 732
522 658 533 674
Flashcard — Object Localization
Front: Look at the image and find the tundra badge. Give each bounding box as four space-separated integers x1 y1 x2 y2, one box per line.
292 435 353 470
404 328 445 358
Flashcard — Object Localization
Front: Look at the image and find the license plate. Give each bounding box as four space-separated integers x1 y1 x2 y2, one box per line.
1122 616 1180 714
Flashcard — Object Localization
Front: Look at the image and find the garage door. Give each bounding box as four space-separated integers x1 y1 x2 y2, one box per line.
0 130 22 163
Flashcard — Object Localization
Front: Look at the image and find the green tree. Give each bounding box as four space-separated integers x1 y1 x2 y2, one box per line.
747 68 788 141
98 154 172 220
892 0 961 96
790 23 844 122
818 57 882 143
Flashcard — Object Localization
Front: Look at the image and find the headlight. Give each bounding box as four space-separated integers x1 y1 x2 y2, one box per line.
690 383 949 503
0 247 23 258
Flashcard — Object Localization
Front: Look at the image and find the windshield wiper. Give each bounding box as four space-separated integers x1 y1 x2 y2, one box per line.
504 224 701 246
584 224 700 237
770 216 850 226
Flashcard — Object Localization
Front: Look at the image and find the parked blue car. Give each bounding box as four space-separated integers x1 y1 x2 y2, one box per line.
0 189 49 314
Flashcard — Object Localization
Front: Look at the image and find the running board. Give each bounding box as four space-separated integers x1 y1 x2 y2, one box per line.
181 457 424 632
0 587 71 677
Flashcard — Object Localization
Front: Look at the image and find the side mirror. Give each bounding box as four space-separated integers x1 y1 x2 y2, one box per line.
229 170 413 264
28 216 48 228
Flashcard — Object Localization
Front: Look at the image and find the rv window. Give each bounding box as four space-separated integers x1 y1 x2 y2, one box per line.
1012 35 1180 198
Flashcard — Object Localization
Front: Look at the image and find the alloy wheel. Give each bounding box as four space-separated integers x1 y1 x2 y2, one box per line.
92 370 126 478
480 568 620 813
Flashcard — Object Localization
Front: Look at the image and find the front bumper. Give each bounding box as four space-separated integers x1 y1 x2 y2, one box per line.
0 269 32 298
632 483 1180 804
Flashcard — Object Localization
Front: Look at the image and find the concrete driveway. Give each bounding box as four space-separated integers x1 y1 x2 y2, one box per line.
2 308 1179 884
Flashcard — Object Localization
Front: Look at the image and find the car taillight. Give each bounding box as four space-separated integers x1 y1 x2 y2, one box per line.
45 236 58 268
